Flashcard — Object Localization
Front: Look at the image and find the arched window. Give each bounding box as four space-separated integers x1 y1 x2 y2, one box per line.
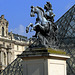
2 27 4 36
3 42 5 46
17 45 18 50
4 53 6 65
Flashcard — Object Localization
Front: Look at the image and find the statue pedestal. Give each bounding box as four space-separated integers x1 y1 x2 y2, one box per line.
18 48 70 75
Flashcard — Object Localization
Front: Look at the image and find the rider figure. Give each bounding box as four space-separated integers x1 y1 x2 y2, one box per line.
33 2 55 37
44 2 55 23
44 2 57 41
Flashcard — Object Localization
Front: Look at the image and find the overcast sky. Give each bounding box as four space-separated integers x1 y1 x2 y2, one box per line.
0 0 75 38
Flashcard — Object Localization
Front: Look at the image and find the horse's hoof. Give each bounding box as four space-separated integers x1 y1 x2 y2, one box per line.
30 23 33 27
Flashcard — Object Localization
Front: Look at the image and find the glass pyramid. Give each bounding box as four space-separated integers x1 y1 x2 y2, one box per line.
55 5 75 75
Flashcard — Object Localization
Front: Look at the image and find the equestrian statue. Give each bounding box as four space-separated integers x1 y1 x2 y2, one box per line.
26 2 57 48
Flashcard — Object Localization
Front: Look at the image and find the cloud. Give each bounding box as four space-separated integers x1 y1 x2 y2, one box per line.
9 24 35 38
9 24 25 35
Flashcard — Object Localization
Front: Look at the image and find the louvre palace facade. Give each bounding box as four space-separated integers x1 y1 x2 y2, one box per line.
0 15 29 71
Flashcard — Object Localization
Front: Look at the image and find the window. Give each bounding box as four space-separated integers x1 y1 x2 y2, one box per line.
2 27 4 36
3 42 5 46
17 45 18 50
4 53 6 65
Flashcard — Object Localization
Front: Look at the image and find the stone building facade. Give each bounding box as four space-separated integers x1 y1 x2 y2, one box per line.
0 15 29 71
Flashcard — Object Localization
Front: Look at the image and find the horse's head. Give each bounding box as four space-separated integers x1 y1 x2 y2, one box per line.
30 6 36 17
30 6 44 17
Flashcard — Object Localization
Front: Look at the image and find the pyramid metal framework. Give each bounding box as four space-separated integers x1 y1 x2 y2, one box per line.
0 58 23 75
56 5 75 45
55 5 75 75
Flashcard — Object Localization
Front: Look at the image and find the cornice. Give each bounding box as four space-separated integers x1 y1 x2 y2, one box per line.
0 36 29 46
14 40 29 46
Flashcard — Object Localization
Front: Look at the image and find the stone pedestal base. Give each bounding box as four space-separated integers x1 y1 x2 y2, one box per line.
18 48 70 75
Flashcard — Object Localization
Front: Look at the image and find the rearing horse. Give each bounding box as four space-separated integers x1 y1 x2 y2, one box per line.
26 6 52 37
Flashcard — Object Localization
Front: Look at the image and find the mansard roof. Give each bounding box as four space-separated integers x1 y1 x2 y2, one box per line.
8 32 27 42
12 33 27 41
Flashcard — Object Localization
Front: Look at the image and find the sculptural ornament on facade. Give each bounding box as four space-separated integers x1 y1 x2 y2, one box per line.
26 2 57 48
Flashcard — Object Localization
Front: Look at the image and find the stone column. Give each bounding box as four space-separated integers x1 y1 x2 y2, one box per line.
7 51 12 65
7 46 12 65
7 52 10 65
0 49 6 70
0 50 3 71
0 44 7 71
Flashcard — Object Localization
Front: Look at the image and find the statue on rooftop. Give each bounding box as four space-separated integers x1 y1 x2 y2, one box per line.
0 15 8 26
26 2 57 48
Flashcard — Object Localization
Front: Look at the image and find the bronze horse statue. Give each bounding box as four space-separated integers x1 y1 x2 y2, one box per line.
26 6 52 37
26 5 57 48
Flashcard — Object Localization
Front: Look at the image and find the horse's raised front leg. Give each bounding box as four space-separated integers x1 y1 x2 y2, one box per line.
31 23 45 32
26 23 33 33
28 23 33 27
30 23 39 32
26 27 29 33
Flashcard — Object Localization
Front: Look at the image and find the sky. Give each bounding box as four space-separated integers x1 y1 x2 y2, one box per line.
0 0 75 38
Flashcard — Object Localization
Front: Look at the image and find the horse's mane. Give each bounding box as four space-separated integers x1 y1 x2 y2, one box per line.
37 6 44 13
